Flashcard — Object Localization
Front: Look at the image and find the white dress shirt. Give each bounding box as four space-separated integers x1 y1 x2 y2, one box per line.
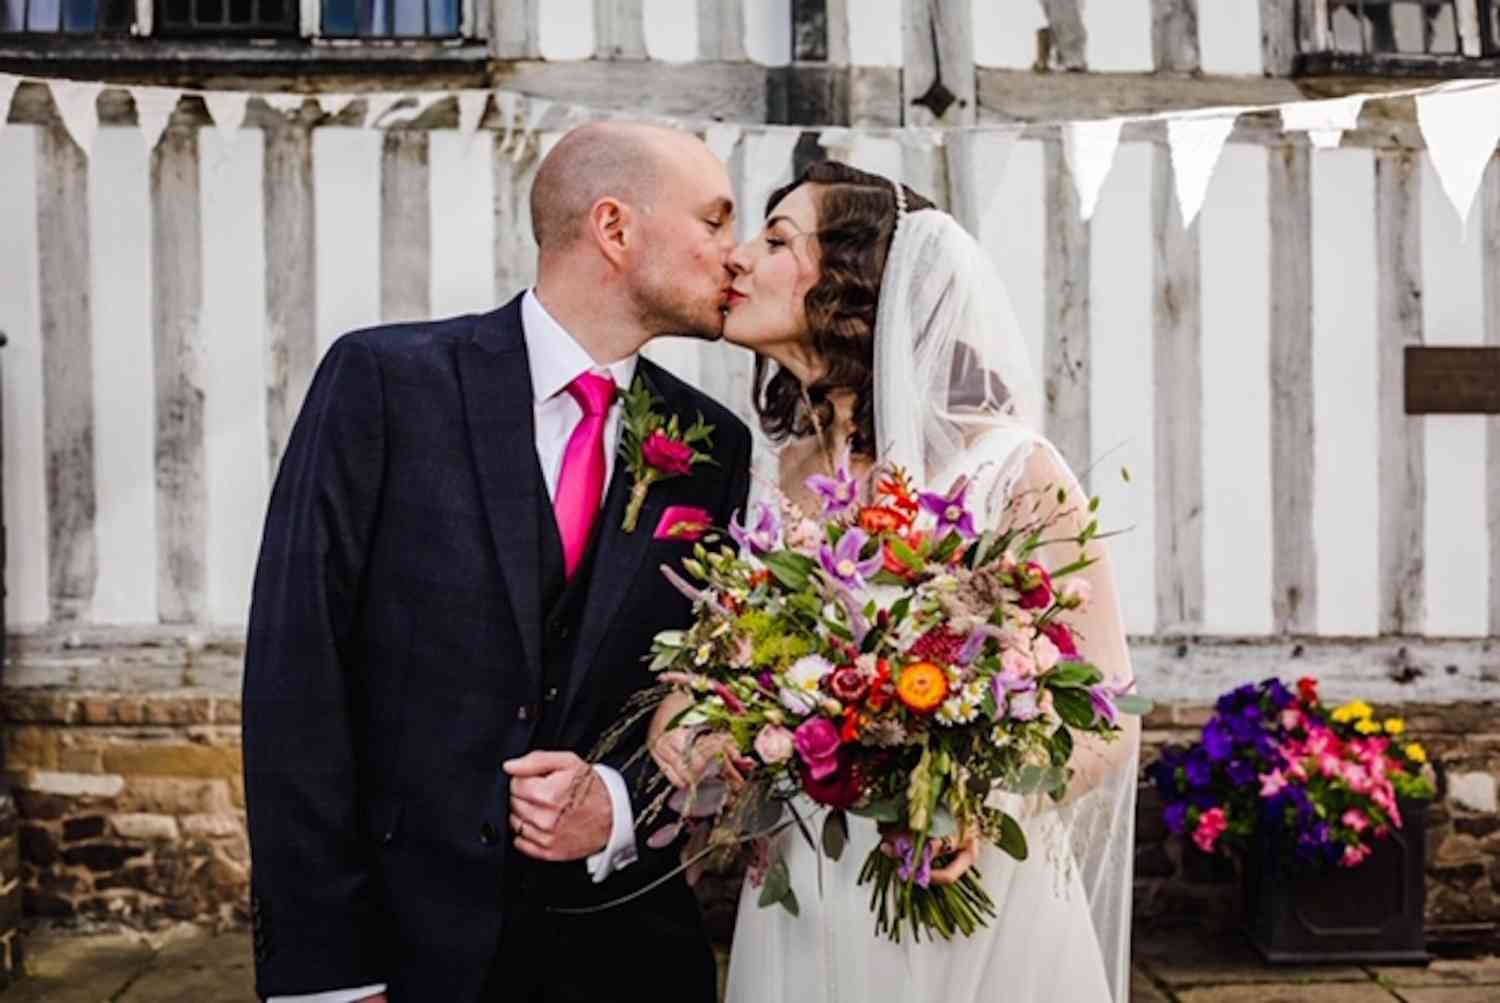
269 292 640 1003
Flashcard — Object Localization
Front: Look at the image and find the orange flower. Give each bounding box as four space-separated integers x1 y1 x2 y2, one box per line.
840 710 862 743
859 505 907 535
896 661 948 715
748 569 772 590
882 531 927 580
865 659 895 712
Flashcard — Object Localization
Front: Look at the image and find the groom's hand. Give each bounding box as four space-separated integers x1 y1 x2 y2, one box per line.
502 751 612 862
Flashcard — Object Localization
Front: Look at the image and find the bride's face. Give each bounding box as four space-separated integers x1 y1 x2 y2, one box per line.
722 184 822 358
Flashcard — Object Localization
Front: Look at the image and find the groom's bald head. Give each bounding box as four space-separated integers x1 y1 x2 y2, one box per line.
531 121 696 252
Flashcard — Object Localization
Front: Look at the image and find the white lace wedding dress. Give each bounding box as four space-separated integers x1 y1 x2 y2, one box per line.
725 209 1139 1003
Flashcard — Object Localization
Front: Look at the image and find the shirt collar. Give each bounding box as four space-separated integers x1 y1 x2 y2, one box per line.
522 288 638 404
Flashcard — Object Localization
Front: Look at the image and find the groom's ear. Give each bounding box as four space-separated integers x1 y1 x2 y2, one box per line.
588 197 633 266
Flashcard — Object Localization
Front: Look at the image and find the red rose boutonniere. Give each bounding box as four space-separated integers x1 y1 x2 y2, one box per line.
619 377 716 532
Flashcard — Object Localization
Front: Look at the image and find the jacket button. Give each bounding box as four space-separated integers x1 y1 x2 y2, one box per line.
544 687 559 703
480 821 500 846
381 830 395 846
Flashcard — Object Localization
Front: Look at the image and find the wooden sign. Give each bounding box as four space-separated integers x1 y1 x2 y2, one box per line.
1404 347 1500 414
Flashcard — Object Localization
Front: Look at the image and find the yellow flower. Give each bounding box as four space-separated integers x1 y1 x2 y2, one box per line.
1383 718 1406 736
1354 718 1381 735
1404 742 1427 763
1331 699 1373 724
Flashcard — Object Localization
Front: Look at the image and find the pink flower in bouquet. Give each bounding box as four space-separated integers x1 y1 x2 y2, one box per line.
754 725 795 765
1340 843 1371 868
1058 578 1092 609
642 430 695 476
1031 632 1062 673
1017 562 1054 610
1192 806 1228 853
799 750 861 808
1341 808 1370 833
1040 620 1078 658
793 718 842 781
1000 647 1037 679
829 666 869 703
1259 769 1288 797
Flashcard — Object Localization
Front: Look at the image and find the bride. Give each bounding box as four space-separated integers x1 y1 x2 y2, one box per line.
651 161 1139 1002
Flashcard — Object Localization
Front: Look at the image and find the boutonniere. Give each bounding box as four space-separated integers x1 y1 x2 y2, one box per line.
619 376 716 532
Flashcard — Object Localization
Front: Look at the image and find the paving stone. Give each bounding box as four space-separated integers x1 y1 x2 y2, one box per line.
0 931 153 1003
1132 966 1175 1003
116 930 256 1003
1136 929 1369 986
1394 988 1500 1002
1177 983 1397 1002
1371 956 1500 987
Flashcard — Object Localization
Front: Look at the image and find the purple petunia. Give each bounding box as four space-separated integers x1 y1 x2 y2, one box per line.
918 476 978 540
729 502 782 556
819 528 883 589
806 458 860 517
1163 801 1189 835
1202 720 1234 763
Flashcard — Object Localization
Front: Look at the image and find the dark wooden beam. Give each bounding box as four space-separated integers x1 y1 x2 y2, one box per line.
1404 347 1500 414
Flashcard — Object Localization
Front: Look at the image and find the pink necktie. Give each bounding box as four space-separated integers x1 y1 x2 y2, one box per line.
554 371 617 579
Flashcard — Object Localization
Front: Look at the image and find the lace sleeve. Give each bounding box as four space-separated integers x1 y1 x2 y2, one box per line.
974 433 1139 1003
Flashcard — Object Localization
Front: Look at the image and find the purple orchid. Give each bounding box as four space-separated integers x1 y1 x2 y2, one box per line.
918 476 978 540
806 457 860 517
1087 678 1136 728
957 624 1005 666
992 666 1041 720
827 582 871 647
818 528 883 589
893 834 935 889
729 502 782 556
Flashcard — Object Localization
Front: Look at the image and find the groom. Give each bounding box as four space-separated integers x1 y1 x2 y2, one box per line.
242 122 750 1002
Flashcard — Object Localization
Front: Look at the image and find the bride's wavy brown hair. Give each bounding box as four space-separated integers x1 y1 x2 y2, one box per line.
751 161 936 459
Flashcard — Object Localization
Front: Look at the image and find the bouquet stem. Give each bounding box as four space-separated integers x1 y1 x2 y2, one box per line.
858 847 997 943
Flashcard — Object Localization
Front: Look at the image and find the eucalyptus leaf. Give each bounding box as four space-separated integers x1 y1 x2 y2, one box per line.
850 797 903 824
1046 662 1103 689
1115 694 1154 716
822 809 849 861
997 812 1028 861
757 857 791 909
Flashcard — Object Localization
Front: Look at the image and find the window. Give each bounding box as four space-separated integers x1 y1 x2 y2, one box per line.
1 0 133 33
1300 1 1500 61
320 0 460 39
4 0 465 37
155 0 297 36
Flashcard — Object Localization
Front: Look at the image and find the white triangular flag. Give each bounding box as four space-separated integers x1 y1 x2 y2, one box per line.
0 74 19 134
513 98 554 162
456 90 490 134
705 123 742 163
130 86 180 152
362 93 405 129
203 91 249 146
317 93 360 120
947 129 1015 229
379 91 444 127
51 80 104 155
1063 117 1124 221
1166 112 1240 227
263 93 306 115
1280 95 1365 149
1416 82 1500 226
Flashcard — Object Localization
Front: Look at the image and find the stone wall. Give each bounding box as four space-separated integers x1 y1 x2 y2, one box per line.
4 684 1497 954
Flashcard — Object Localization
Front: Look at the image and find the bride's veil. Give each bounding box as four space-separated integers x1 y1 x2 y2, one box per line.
872 207 1138 1002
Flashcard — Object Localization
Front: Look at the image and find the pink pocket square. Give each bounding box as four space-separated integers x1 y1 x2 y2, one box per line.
654 505 713 541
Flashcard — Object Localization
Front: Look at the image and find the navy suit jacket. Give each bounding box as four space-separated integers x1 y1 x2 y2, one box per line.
242 294 752 1000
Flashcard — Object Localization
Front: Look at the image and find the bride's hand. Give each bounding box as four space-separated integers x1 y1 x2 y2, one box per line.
648 691 744 789
877 826 981 886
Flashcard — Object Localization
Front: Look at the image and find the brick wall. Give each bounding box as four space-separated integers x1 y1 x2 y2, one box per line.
4 685 1496 953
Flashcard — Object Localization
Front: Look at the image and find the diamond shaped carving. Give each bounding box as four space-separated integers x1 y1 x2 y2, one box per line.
912 78 959 120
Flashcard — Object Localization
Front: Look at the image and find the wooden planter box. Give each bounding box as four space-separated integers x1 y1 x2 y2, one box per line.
1244 799 1429 965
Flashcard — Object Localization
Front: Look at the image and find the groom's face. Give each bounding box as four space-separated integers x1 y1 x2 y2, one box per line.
630 141 737 342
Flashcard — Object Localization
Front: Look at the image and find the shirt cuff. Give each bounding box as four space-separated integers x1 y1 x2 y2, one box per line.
586 764 638 883
266 984 386 1003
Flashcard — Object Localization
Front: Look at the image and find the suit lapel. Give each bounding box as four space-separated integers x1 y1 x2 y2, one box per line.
456 296 545 688
557 362 678 723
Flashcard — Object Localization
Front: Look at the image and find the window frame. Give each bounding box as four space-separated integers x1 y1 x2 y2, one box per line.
3 0 484 42
1294 0 1500 75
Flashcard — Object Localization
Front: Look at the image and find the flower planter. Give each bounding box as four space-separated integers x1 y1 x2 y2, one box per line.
1244 798 1428 965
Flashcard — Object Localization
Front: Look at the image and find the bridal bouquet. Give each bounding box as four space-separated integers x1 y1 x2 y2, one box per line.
1147 677 1435 869
605 457 1148 943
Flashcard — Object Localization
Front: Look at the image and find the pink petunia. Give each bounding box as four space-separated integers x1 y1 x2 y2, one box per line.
1340 843 1371 868
1259 770 1288 797
1192 807 1228 853
1341 809 1370 833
